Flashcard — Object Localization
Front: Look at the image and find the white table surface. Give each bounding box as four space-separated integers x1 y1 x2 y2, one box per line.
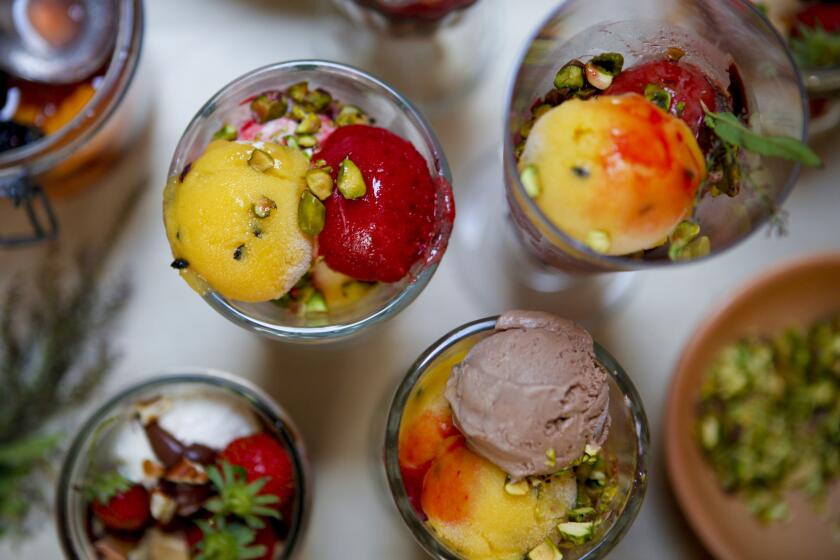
2 0 839 558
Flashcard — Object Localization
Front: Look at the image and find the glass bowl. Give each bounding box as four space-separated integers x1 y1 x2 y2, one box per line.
56 369 311 559
166 60 454 343
384 317 650 559
0 0 144 246
503 0 807 273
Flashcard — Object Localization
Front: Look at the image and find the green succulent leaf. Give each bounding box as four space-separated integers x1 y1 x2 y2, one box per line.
703 109 822 168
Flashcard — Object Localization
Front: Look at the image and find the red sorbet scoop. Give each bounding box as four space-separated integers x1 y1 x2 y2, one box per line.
795 4 840 33
315 125 439 283
606 59 721 137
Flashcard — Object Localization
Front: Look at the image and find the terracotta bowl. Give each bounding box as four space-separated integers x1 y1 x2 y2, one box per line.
665 252 840 560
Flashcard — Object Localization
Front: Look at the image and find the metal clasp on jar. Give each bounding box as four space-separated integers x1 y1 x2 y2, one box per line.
0 175 58 246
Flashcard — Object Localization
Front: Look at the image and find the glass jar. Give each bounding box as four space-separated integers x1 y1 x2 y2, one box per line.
384 317 650 559
56 369 312 559
0 0 144 246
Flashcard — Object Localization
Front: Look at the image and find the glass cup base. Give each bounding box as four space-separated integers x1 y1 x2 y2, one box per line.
452 150 638 323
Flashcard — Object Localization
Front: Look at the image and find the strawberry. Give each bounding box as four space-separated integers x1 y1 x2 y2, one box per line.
90 483 151 532
218 433 295 508
795 4 840 34
252 525 280 560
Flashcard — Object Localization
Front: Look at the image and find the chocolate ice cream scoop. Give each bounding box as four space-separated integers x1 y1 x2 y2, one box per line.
445 310 610 480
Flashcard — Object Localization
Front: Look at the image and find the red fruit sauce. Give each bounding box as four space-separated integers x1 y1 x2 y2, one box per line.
316 125 451 283
606 59 722 137
362 0 477 20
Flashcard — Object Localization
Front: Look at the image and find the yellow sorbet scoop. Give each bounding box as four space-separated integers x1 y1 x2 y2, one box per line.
164 140 313 303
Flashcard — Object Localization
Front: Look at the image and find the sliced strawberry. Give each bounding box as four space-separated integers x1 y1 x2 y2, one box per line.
91 484 151 532
253 525 281 560
218 433 295 508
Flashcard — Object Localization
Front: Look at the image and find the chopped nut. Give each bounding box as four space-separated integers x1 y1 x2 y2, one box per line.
143 459 166 480
644 83 672 111
298 190 326 236
296 113 322 135
296 134 317 148
306 168 334 200
666 46 686 62
504 477 531 496
337 158 367 200
336 104 369 127
213 124 237 141
164 457 208 485
150 488 177 524
585 230 611 254
545 447 557 468
288 81 309 103
250 95 286 123
554 62 585 90
253 196 277 219
248 148 275 173
520 164 541 198
133 396 171 426
585 62 615 90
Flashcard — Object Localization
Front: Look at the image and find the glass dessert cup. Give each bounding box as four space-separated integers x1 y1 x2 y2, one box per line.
325 0 497 111
0 0 144 246
166 60 453 343
384 317 650 560
56 369 311 560
454 0 807 320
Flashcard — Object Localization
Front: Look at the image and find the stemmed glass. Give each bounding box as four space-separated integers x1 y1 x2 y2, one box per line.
383 317 650 559
454 0 807 320
166 61 453 343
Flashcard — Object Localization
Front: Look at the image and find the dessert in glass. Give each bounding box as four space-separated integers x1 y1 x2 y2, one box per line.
0 0 144 246
385 311 649 560
454 0 811 319
56 370 310 560
750 0 840 134
163 61 454 343
326 0 496 110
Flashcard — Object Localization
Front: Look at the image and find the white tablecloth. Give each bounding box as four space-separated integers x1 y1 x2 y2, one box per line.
2 0 839 558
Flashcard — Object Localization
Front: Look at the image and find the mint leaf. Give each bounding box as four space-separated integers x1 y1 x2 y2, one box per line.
790 23 840 69
703 110 822 168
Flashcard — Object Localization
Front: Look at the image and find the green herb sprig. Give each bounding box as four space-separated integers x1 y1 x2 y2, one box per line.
790 23 840 69
703 109 822 168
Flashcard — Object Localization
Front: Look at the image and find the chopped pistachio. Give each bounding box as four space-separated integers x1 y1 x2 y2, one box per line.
248 148 275 172
503 477 531 496
527 539 563 560
520 164 541 198
296 134 317 148
233 244 245 261
336 104 369 127
213 124 237 141
545 448 557 468
554 62 585 90
306 168 334 200
288 81 309 103
584 444 601 457
676 101 686 116
681 235 710 260
337 158 367 200
298 190 326 236
668 220 701 261
290 103 309 121
305 89 332 113
284 135 299 150
644 83 672 111
585 62 615 90
253 196 277 219
250 95 286 123
589 52 624 76
557 521 594 544
585 230 611 254
567 506 596 522
304 291 328 313
519 120 533 139
296 113 322 135
699 416 719 450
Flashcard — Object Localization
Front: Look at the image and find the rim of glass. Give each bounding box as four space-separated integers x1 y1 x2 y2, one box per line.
0 0 144 172
384 317 651 559
168 60 453 343
55 369 312 560
503 0 810 271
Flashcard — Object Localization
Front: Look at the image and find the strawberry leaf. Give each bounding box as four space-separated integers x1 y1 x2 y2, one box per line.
703 109 821 168
80 470 132 505
206 461 280 529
